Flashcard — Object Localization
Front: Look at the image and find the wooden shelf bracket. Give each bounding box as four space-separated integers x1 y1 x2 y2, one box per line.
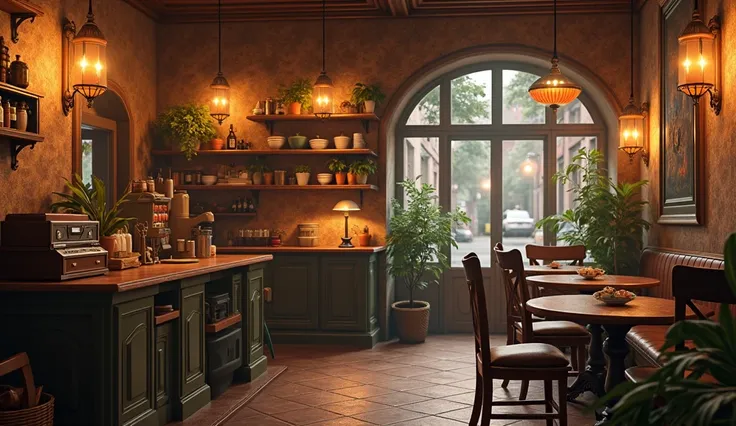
11 13 35 43
10 140 36 170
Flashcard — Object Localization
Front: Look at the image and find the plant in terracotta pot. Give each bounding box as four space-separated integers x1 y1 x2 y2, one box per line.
387 179 470 343
263 166 274 185
294 165 311 186
352 83 386 114
155 103 217 160
250 163 266 185
50 174 134 254
327 158 347 185
348 159 377 185
278 78 312 115
352 225 372 247
210 138 225 150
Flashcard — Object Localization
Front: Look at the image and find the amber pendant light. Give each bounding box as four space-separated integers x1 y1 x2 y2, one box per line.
619 0 647 165
313 0 334 119
71 0 107 107
210 0 230 125
677 0 720 115
528 0 581 112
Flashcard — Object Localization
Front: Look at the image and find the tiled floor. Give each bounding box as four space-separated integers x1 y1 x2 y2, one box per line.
225 335 598 425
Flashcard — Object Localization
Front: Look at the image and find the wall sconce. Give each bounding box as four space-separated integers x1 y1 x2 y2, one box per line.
678 3 721 115
619 102 650 167
62 0 108 116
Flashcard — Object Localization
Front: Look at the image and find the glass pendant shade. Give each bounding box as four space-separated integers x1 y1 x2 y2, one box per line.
71 13 107 107
528 59 582 111
313 72 334 119
677 9 716 99
210 73 230 124
618 100 645 157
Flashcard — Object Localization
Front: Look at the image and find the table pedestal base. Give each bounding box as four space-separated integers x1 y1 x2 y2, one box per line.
594 324 633 426
568 324 606 401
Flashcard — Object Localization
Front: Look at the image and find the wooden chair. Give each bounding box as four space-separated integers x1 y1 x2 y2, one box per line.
525 244 586 266
463 252 568 426
494 243 590 400
625 265 736 383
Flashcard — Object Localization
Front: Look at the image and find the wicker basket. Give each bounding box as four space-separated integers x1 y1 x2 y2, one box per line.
392 300 431 343
0 353 54 426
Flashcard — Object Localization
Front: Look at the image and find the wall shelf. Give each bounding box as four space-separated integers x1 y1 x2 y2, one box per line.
154 310 180 325
246 113 379 135
213 212 257 218
153 148 378 157
0 81 44 170
1 128 44 170
177 184 378 192
0 0 44 43
205 313 241 334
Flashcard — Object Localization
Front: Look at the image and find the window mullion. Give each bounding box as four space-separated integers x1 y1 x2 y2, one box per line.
439 78 451 128
492 66 503 127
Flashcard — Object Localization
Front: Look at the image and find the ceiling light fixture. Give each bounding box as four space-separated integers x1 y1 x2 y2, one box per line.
313 0 334 120
209 0 230 125
618 0 648 166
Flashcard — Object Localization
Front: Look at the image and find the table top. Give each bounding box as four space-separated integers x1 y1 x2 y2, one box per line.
524 265 581 276
526 295 692 325
526 274 660 290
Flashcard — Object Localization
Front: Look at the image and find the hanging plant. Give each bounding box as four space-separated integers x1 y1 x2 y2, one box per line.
155 104 217 160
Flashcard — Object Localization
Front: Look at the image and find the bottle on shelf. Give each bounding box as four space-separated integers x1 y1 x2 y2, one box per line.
236 197 243 212
248 198 256 213
231 199 237 213
227 125 237 149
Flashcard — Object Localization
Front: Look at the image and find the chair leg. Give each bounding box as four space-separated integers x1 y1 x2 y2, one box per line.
501 379 510 389
519 380 529 400
469 372 482 426
544 380 553 426
570 346 579 372
480 373 493 426
557 377 568 426
501 328 514 389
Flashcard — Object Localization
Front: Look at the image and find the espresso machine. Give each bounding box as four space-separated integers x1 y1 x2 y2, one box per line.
170 191 214 256
120 192 173 259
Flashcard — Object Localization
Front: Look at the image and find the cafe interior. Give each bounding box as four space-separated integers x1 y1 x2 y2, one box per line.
0 0 734 425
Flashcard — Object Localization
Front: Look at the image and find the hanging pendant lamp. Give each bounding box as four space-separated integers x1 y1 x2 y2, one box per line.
313 0 334 119
528 0 582 112
210 0 230 125
619 0 646 164
71 0 107 107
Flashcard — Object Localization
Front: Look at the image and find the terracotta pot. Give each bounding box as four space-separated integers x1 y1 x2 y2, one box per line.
211 138 224 150
335 172 347 185
287 102 302 115
358 233 371 247
392 301 430 343
356 174 369 185
263 172 274 185
100 236 118 257
347 173 357 185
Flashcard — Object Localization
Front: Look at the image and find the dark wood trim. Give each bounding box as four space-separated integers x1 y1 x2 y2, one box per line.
154 309 180 325
218 246 386 254
204 313 241 334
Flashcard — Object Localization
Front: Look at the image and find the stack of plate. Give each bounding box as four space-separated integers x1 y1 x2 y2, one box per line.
267 136 286 149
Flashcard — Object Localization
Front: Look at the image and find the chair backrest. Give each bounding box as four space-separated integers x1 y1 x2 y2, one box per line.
526 244 586 266
493 242 533 341
463 252 491 370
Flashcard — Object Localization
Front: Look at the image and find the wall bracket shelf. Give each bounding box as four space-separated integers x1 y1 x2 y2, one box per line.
0 0 45 43
10 139 36 170
246 113 379 136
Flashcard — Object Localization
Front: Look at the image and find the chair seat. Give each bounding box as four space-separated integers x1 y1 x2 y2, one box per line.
488 343 569 368
516 320 589 337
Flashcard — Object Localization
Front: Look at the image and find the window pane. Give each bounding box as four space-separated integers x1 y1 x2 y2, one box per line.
82 139 93 186
557 98 594 124
502 140 544 262
406 86 440 125
403 137 439 187
451 71 492 125
503 70 545 124
451 140 491 267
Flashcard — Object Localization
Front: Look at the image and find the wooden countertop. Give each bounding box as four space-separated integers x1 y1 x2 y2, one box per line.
0 254 273 293
217 246 386 254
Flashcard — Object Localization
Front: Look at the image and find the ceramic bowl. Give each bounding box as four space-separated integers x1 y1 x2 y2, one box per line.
267 137 286 149
577 267 606 280
288 135 307 149
298 236 319 247
598 296 634 306
334 136 351 149
317 173 333 185
201 175 218 186
309 138 329 150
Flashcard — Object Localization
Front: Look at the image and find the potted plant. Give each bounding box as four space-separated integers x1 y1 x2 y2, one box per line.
596 234 736 425
348 159 377 185
387 179 470 343
327 158 347 185
50 174 133 254
352 225 371 247
263 166 274 185
278 78 312 115
250 163 265 185
155 104 217 160
352 83 386 114
537 148 650 275
294 165 311 186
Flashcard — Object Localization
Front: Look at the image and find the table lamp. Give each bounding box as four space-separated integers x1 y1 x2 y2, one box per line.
333 200 361 248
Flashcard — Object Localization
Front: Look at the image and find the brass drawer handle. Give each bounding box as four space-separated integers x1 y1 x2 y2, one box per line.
95 260 101 265
71 262 77 267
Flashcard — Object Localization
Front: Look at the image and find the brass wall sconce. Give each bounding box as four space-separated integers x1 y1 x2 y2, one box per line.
677 2 721 115
619 102 650 167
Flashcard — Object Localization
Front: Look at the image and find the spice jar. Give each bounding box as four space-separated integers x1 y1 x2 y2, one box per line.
9 55 28 88
183 171 193 184
146 176 155 192
15 101 26 132
194 171 202 185
1 98 8 128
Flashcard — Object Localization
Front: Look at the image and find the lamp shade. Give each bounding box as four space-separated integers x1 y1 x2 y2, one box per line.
528 59 582 111
71 14 107 107
333 200 360 212
313 72 334 119
210 73 230 124
618 100 645 155
677 9 716 99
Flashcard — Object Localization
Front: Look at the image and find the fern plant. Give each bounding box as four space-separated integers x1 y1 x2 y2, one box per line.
155 104 216 160
537 148 650 275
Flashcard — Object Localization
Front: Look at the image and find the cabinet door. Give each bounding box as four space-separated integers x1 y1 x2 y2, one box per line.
246 267 264 363
180 284 206 398
320 256 367 331
232 272 243 314
155 322 174 410
115 296 155 426
266 255 319 330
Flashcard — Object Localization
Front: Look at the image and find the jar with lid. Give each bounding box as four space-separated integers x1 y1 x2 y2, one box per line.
183 171 193 185
194 171 202 185
146 176 155 192
8 55 28 88
15 101 26 132
1 98 8 128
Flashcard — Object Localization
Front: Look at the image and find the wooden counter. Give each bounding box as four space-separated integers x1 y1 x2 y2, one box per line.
0 254 272 292
218 246 386 254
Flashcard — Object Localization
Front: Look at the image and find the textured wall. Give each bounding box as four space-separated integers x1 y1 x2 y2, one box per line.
157 13 633 246
0 0 157 219
639 0 736 253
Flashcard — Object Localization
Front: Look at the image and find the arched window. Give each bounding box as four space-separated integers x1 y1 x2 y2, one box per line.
395 63 606 268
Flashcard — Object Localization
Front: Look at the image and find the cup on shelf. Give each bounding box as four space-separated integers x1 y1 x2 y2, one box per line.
353 133 366 149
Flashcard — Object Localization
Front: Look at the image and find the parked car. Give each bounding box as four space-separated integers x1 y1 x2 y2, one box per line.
502 209 535 237
452 227 474 242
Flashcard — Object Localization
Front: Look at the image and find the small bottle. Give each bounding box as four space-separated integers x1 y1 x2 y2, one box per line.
0 96 4 128
227 125 237 149
1 97 8 128
236 198 243 212
248 199 255 213
155 169 164 193
10 101 18 130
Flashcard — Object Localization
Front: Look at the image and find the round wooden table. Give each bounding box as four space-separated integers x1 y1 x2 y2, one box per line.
526 274 660 291
524 265 581 276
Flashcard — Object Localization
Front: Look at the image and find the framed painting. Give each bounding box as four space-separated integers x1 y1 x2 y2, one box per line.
659 0 704 225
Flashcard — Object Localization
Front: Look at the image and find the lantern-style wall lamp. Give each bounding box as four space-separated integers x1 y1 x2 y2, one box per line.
62 0 107 116
678 1 721 115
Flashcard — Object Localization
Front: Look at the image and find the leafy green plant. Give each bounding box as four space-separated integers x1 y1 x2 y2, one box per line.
597 234 736 425
351 83 386 106
278 78 313 111
327 158 347 173
50 174 133 237
537 148 650 275
249 161 268 173
387 179 470 307
294 165 311 174
155 104 217 160
348 159 377 176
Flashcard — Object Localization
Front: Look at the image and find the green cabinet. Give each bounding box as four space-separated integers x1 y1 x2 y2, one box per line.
178 283 210 419
231 272 243 314
265 255 319 330
155 321 175 425
320 256 368 331
237 266 267 381
115 297 156 426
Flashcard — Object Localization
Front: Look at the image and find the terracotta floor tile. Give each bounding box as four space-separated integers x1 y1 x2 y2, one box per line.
225 413 291 425
320 399 390 416
407 359 475 371
248 394 309 415
341 372 398 385
375 379 434 392
272 406 343 425
437 407 517 425
442 392 478 405
308 418 374 426
380 366 442 378
401 399 469 415
448 378 481 390
390 416 467 425
411 370 473 385
309 365 369 377
365 392 431 407
264 381 322 398
227 407 262 420
331 384 396 399
283 390 355 406
352 407 427 425
282 369 332 383
300 377 362 391
353 361 408 372
406 384 468 398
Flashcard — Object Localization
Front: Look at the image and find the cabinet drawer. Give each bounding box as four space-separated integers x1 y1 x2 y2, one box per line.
63 255 106 274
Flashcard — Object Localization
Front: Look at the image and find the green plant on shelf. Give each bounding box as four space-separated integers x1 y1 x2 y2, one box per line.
154 103 217 160
294 165 311 174
351 83 386 106
349 159 377 176
278 78 313 112
327 158 347 173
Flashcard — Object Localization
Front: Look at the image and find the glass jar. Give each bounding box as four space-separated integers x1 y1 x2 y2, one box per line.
183 171 193 184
